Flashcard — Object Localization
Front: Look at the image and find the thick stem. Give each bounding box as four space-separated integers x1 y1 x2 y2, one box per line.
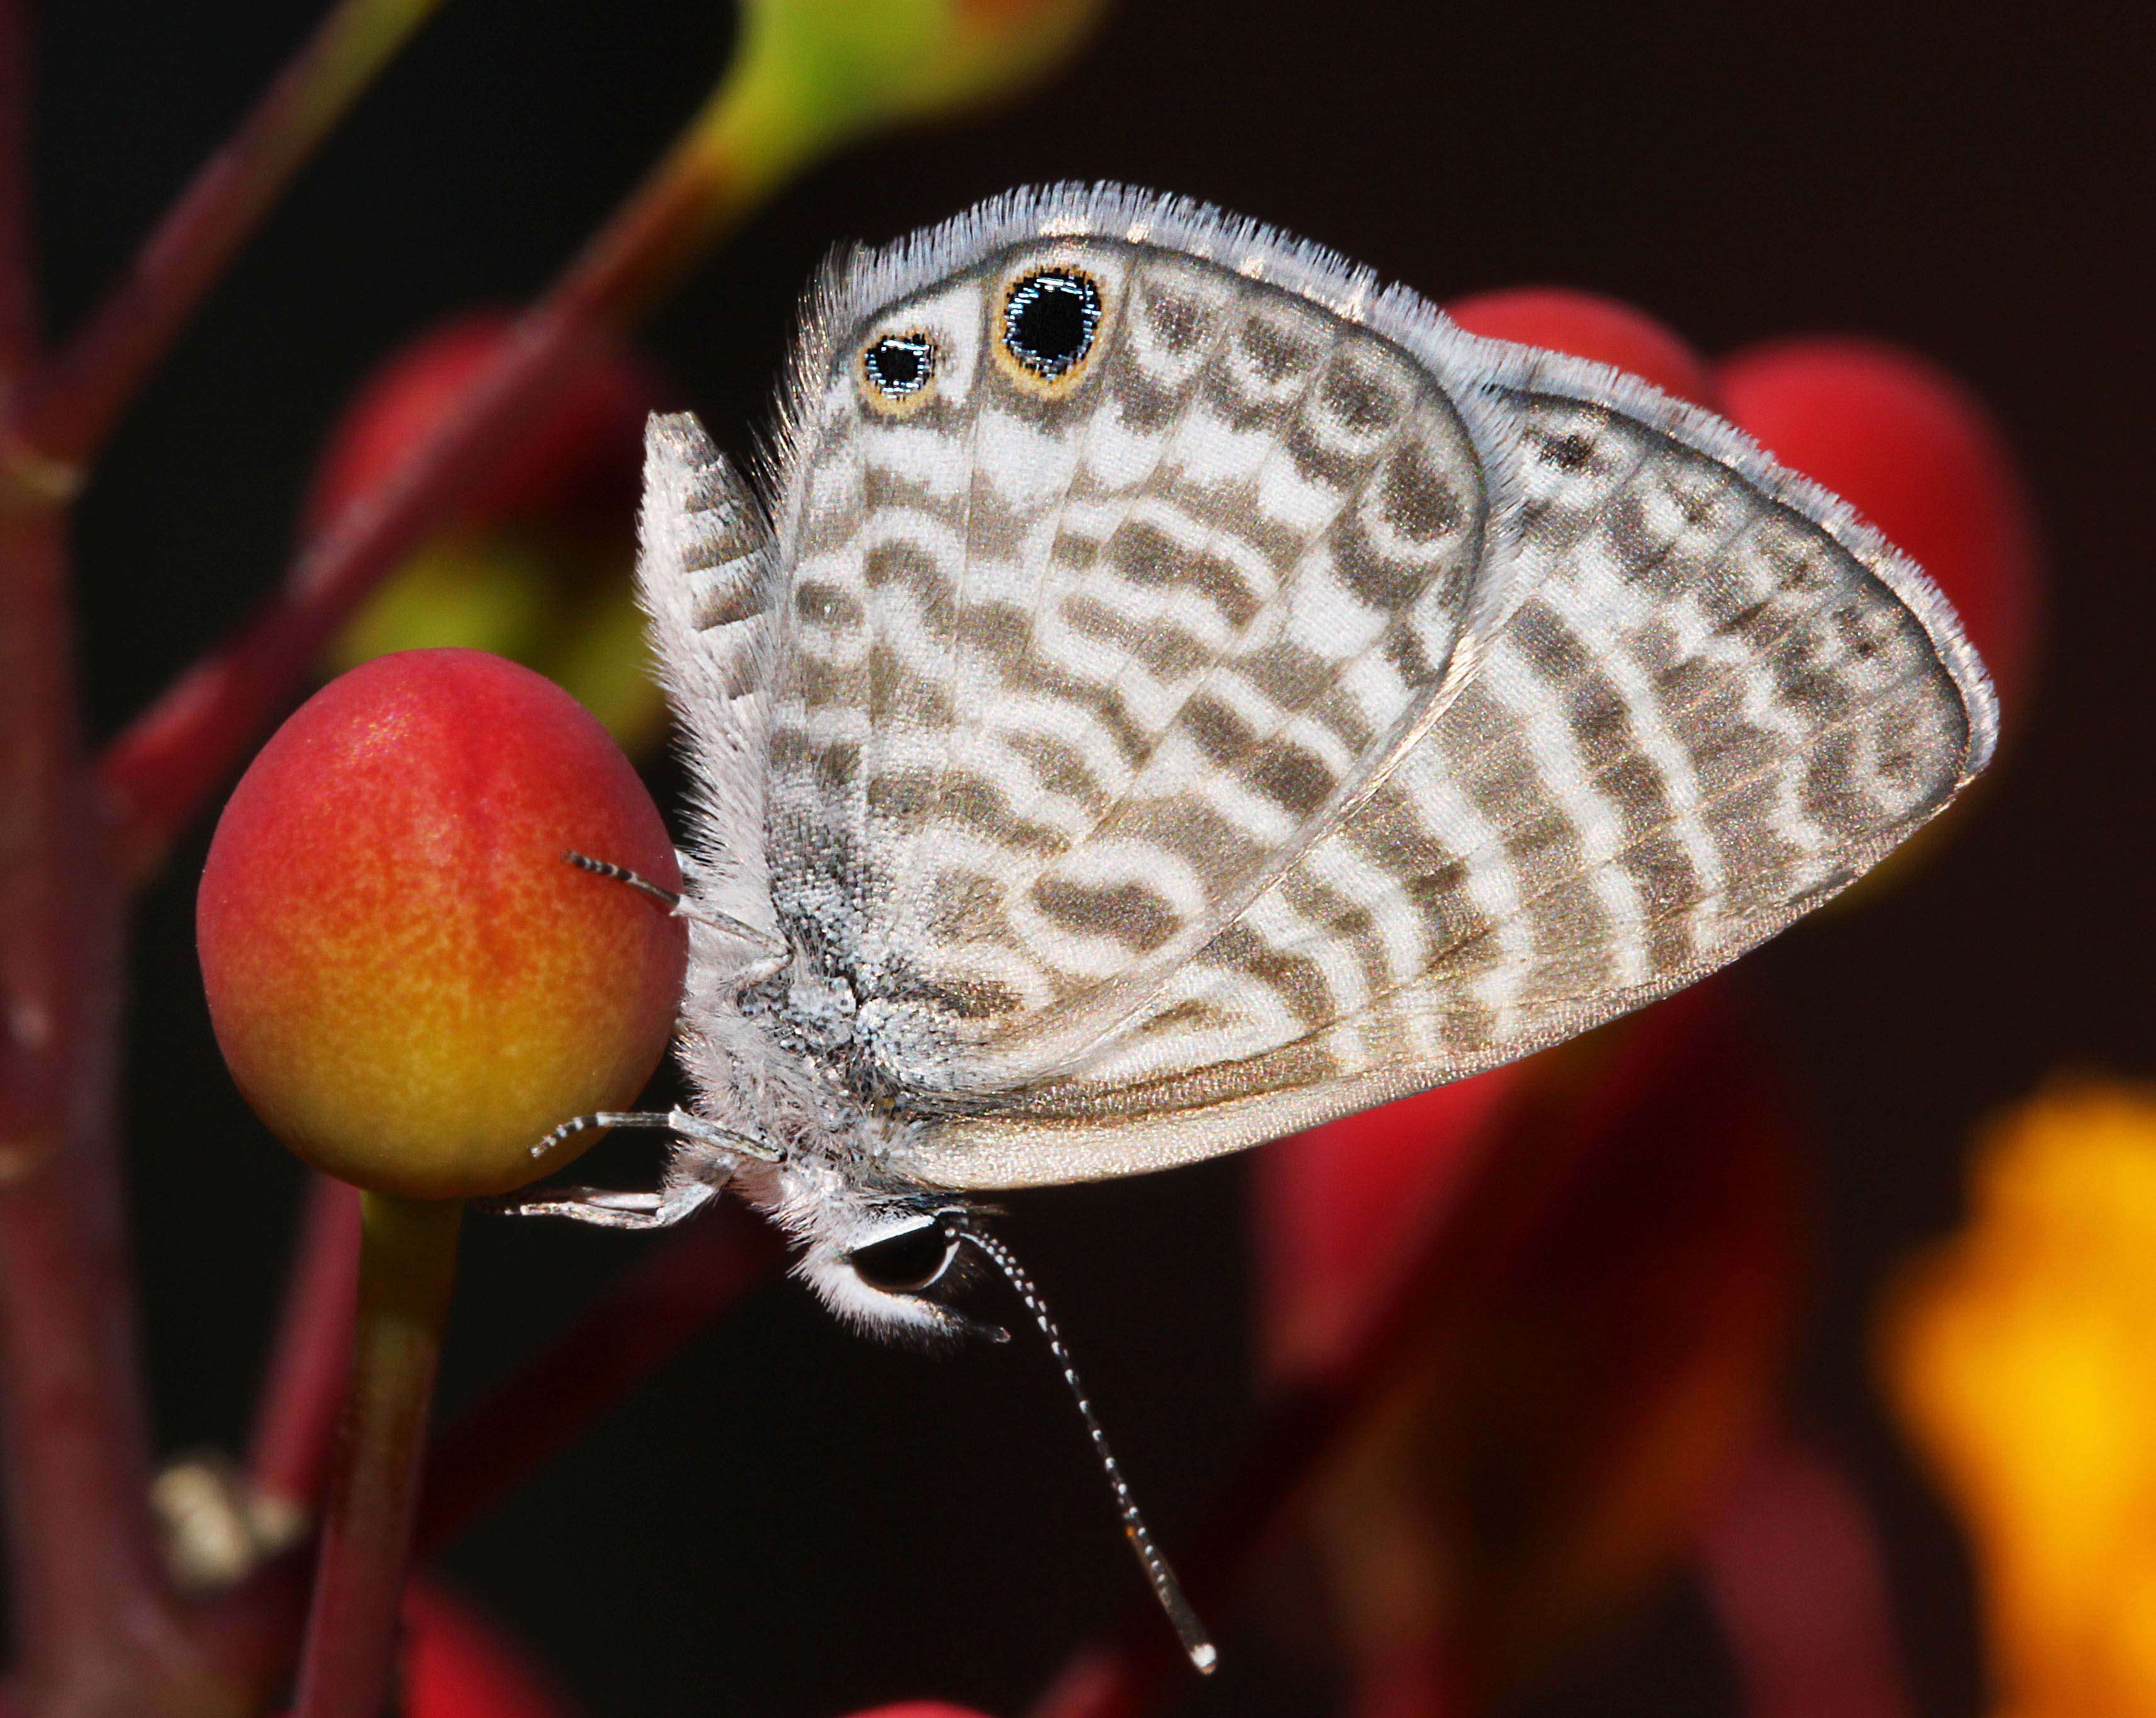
0 7 212 1712
6 0 447 475
290 1193 461 1718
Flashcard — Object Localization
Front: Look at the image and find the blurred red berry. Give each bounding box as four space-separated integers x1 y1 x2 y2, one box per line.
198 649 686 1199
1718 337 2040 724
1256 1067 1523 1382
841 1707 996 1718
1300 984 1805 1707
400 1583 581 1718
307 316 674 749
1447 287 1718 407
305 312 664 540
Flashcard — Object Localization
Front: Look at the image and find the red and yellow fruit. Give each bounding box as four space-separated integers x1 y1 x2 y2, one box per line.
198 649 686 1199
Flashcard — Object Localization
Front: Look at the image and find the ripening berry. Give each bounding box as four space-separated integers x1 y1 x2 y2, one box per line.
198 649 686 1200
841 1707 997 1718
305 314 659 540
400 1584 581 1718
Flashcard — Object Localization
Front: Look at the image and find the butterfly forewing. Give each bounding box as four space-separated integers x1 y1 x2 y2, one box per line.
764 213 1511 1098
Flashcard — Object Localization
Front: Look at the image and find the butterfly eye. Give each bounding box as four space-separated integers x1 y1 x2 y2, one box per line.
848 1220 959 1295
1002 269 1102 381
863 334 935 399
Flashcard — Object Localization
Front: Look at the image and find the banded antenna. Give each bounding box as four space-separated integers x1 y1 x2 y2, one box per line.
954 1224 1218 1673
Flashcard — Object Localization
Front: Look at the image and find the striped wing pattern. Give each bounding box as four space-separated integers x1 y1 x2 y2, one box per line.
766 234 1503 1096
912 374 1985 1186
637 416 782 952
653 186 1994 1192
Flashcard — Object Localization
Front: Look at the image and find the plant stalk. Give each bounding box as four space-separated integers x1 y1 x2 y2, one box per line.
6 0 448 477
0 5 215 1710
249 1175 364 1513
289 1192 461 1718
191 1207 778 1704
97 59 812 885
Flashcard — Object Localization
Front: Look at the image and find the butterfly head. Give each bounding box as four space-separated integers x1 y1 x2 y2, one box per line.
781 1170 1001 1346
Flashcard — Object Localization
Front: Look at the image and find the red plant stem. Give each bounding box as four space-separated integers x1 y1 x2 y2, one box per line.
1697 1438 1914 1718
249 1175 365 1511
291 1192 462 1718
98 106 754 885
416 1200 783 1554
6 0 448 475
184 1208 779 1704
1024 998 1716 1718
0 6 210 1712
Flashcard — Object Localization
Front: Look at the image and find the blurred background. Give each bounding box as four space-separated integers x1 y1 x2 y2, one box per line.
28 3 2154 1714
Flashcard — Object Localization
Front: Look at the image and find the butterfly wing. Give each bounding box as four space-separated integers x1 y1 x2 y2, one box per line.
898 349 1992 1187
636 413 784 953
730 185 1990 1190
763 188 1534 1093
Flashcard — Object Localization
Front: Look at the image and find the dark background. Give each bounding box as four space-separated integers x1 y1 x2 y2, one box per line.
26 3 2155 1714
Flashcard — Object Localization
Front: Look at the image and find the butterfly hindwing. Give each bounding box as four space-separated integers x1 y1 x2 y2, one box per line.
636 413 784 953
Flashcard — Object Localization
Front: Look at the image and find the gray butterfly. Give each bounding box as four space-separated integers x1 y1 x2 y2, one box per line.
511 184 1994 1664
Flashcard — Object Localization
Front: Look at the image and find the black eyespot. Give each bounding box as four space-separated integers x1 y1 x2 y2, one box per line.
863 334 934 397
1002 269 1101 379
849 1221 958 1295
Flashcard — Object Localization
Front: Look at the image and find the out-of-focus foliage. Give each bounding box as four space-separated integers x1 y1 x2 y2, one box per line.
704 0 1110 191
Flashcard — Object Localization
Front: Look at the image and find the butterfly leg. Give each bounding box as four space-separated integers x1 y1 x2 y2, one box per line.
496 1174 719 1231
522 1106 780 1164
562 849 786 960
491 1110 780 1229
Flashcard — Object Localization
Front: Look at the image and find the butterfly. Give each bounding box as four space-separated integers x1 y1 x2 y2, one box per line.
511 184 1995 1665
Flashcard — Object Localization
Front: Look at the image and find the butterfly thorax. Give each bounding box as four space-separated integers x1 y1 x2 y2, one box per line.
670 928 994 1338
686 941 922 1166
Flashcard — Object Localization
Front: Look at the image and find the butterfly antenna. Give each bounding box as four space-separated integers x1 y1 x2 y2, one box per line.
954 1224 1218 1673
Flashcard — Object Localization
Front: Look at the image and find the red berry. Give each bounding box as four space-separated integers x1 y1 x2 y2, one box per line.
400 1583 581 1718
198 650 686 1199
304 312 663 540
842 1707 996 1718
